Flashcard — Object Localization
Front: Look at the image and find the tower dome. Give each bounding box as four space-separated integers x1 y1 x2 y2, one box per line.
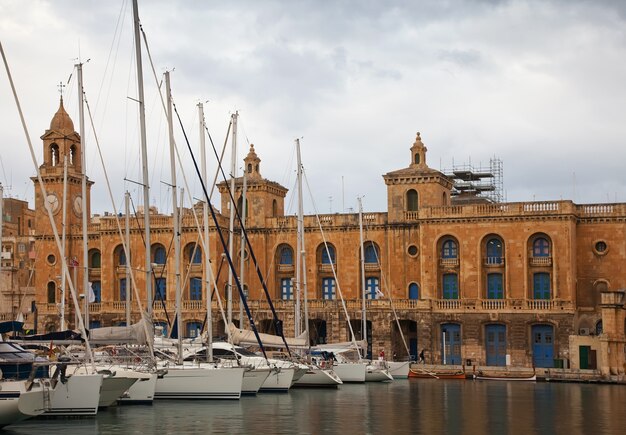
49 97 75 134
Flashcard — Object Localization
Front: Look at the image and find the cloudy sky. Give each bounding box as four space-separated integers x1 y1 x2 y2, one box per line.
1 0 625 216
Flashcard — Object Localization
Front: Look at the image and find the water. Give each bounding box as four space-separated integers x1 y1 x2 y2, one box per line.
5 380 626 434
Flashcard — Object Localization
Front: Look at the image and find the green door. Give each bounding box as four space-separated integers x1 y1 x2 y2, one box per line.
579 346 590 369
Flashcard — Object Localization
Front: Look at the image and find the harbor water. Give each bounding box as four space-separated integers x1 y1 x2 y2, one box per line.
4 380 626 434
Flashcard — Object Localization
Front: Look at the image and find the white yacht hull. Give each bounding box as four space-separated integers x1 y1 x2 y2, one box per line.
388 361 411 379
0 379 50 428
99 376 137 408
43 373 103 417
333 362 367 383
155 365 244 399
365 366 394 382
260 367 295 392
118 372 157 404
293 367 343 387
242 368 271 395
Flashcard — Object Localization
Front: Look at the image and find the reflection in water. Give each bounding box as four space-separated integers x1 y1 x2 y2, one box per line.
6 381 626 434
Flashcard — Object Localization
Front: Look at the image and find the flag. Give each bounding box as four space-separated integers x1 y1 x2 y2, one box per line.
88 282 96 303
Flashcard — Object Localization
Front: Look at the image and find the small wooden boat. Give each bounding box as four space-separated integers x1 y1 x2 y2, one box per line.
472 367 536 381
409 367 466 379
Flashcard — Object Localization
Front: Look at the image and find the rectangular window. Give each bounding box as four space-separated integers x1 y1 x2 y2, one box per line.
189 278 202 300
155 278 167 300
365 277 379 300
533 273 550 299
442 274 459 299
322 278 336 300
487 273 503 299
280 278 293 300
119 278 127 301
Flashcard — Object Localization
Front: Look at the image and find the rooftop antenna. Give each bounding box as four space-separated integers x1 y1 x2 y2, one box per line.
328 195 333 213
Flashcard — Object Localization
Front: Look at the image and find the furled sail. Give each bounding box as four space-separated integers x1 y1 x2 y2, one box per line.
89 314 153 345
228 323 308 348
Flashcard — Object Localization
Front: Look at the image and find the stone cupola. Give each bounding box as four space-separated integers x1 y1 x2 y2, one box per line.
244 144 262 180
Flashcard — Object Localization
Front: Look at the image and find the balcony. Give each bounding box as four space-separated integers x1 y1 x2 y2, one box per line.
364 263 380 272
318 263 336 273
481 299 508 310
89 268 101 278
277 264 294 273
439 258 459 268
529 256 552 267
483 257 505 267
435 299 462 310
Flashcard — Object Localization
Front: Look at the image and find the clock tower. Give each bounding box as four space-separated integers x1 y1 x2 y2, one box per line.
32 98 94 312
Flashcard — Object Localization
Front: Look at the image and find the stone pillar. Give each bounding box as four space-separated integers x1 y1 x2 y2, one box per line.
599 289 626 376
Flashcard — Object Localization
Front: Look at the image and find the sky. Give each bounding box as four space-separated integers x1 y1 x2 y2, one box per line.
1 0 625 217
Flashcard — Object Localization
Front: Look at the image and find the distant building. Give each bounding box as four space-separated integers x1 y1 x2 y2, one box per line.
8 100 626 374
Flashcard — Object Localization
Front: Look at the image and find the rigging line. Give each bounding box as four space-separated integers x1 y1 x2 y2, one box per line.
1 40 96 369
302 168 364 359
83 91 154 356
362 202 411 359
94 0 127 112
128 194 172 327
202 110 293 356
172 102 270 361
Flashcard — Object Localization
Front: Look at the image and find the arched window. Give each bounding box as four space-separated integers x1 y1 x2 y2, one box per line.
114 245 126 266
69 145 77 166
442 192 448 206
364 242 379 264
47 281 56 303
272 200 278 217
236 196 247 218
414 153 420 165
153 245 166 264
50 143 59 166
186 321 203 338
247 163 252 173
187 244 202 264
533 238 550 257
595 320 603 336
408 283 419 300
486 238 503 264
321 245 336 264
279 246 293 265
442 239 458 259
406 189 418 211
90 250 101 268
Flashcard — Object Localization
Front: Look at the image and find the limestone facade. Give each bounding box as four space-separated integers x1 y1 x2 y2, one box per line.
7 103 626 371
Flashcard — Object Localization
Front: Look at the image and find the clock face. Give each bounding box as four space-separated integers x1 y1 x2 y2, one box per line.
73 195 83 216
45 193 60 213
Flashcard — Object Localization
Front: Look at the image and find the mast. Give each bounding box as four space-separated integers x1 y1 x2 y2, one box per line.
165 71 182 364
227 111 238 325
198 102 213 362
132 0 152 315
0 184 3 314
239 168 247 328
77 62 90 329
358 196 367 358
60 156 68 330
125 191 131 326
295 139 309 343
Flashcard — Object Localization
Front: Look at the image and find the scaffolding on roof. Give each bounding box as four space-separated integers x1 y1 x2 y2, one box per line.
443 157 504 203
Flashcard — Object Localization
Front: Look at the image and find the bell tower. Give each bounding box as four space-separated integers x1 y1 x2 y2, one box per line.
217 144 287 228
383 133 453 222
32 98 94 308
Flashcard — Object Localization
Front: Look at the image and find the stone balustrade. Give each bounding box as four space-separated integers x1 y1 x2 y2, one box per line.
439 258 459 268
529 256 552 267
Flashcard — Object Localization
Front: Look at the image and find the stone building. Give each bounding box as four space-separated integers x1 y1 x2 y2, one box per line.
0 193 36 320
16 101 626 372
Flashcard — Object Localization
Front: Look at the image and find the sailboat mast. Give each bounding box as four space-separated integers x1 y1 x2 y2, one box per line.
125 191 131 326
358 197 367 356
165 71 183 363
77 62 90 328
239 169 247 328
295 144 302 337
60 156 68 330
132 0 152 315
198 102 213 362
295 139 308 342
227 112 238 325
